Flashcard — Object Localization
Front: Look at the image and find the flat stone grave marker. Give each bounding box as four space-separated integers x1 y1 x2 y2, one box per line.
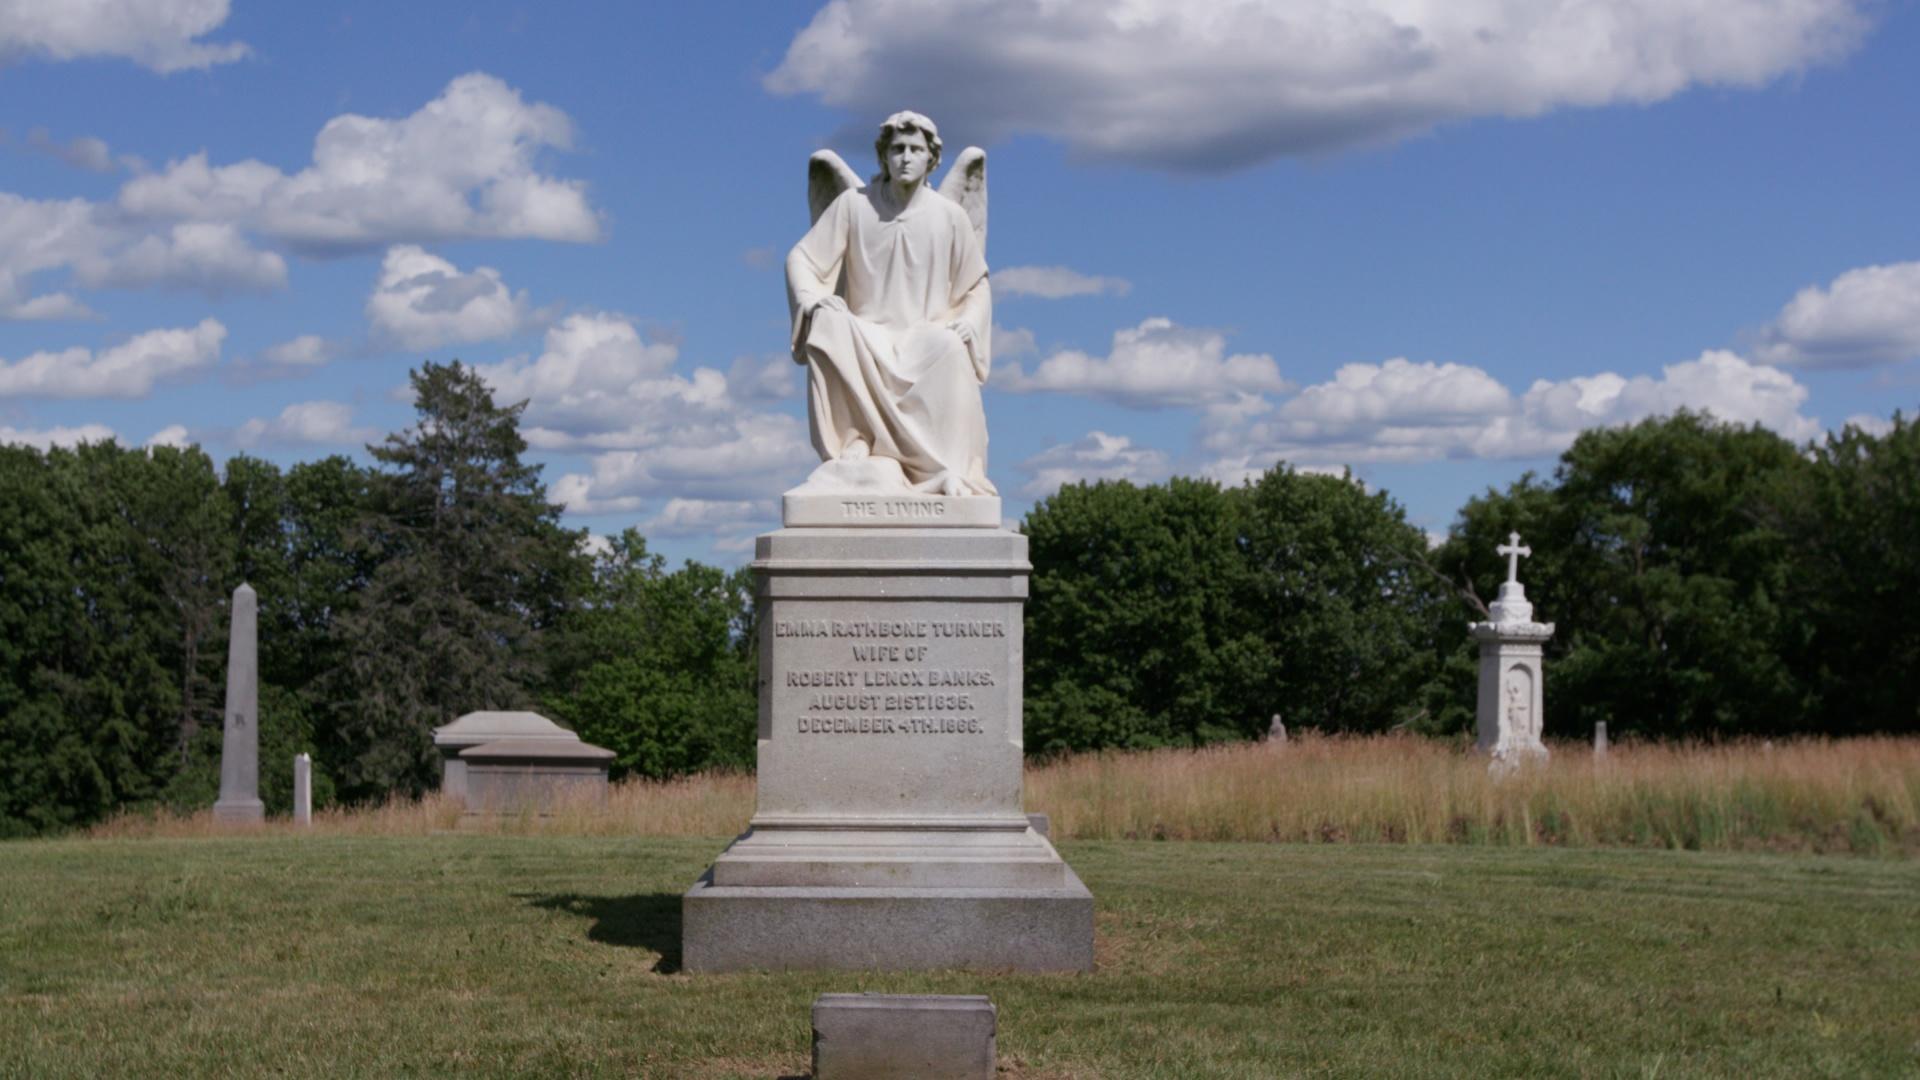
812 993 995 1080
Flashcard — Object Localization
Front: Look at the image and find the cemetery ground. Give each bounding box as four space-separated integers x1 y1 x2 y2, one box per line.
2 834 1917 1078
6 737 1917 1078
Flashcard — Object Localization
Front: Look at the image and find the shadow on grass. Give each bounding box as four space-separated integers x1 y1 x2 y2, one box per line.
524 892 683 973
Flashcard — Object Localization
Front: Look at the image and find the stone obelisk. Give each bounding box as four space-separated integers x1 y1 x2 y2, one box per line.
212 583 265 824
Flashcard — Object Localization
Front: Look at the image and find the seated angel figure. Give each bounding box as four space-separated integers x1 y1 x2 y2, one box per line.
786 109 995 497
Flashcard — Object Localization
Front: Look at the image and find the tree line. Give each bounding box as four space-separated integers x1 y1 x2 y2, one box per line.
1 363 1912 834
1027 410 1917 752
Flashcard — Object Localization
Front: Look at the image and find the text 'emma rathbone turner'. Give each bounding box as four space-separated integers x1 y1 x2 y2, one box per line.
774 619 1008 639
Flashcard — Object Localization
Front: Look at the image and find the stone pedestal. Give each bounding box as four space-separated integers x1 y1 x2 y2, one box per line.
1469 579 1554 771
212 583 265 825
683 508 1093 973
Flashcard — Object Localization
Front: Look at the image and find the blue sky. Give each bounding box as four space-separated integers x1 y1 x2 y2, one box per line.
3 1 1917 563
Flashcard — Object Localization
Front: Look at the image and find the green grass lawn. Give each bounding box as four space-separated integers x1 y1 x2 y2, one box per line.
2 836 1916 1078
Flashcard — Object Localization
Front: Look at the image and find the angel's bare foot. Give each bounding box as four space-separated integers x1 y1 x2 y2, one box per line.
839 439 870 462
939 473 964 497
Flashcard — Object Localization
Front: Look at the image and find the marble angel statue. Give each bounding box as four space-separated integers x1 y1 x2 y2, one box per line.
786 110 995 497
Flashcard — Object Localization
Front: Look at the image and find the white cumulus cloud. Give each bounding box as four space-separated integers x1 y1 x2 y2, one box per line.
2 76 598 309
259 334 333 369
26 128 117 172
644 497 771 538
1756 262 1920 369
1203 349 1821 472
233 400 374 448
0 0 248 73
77 222 286 293
0 283 92 321
1837 413 1894 438
0 193 112 319
0 318 224 398
477 312 685 435
117 73 599 250
478 312 817 510
726 353 800 402
1020 430 1171 497
993 324 1037 357
145 423 191 448
552 415 814 512
0 421 116 449
768 0 1869 171
994 316 1288 407
995 265 1131 299
1272 357 1511 439
366 245 534 351
1 191 277 307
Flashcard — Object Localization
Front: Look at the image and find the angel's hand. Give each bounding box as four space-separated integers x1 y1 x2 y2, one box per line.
946 320 975 349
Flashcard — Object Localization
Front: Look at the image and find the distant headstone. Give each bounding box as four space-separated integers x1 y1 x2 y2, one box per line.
1267 714 1288 744
431 710 585 803
212 583 264 825
458 738 613 818
1593 721 1609 758
293 753 312 826
1469 533 1553 773
812 994 995 1080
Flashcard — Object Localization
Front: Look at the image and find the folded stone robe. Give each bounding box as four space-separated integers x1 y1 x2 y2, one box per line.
787 183 996 495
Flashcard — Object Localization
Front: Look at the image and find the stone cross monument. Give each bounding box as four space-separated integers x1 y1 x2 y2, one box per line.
681 110 1093 974
1469 533 1554 771
212 583 265 824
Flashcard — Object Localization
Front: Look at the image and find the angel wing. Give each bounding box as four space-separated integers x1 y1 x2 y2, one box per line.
807 149 864 226
937 146 987 253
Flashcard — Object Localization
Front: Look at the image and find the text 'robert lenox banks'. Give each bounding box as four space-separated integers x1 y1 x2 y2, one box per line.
779 613 1005 736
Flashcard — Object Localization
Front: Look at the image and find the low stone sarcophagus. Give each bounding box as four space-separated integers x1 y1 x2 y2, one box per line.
458 737 614 817
433 710 613 816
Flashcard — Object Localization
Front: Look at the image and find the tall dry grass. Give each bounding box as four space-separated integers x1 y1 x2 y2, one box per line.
1028 735 1920 854
86 772 758 842
86 737 1920 854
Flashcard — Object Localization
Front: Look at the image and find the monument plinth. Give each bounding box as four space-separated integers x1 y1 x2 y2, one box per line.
1470 533 1554 771
683 509 1093 972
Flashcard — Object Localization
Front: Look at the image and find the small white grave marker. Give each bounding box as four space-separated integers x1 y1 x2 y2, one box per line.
293 753 312 826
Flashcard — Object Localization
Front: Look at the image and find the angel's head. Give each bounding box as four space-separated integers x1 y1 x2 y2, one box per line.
874 110 943 184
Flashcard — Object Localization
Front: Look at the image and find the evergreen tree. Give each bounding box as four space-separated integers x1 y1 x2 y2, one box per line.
329 361 589 799
0 442 231 833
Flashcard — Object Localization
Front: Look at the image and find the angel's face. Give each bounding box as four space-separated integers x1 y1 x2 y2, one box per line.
885 131 932 186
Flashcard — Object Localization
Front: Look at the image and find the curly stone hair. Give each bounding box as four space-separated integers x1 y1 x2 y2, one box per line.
873 110 943 181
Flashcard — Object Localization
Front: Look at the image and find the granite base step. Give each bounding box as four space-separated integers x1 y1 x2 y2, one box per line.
681 866 1094 973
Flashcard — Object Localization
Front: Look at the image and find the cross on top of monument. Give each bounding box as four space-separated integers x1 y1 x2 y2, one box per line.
1497 531 1532 584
